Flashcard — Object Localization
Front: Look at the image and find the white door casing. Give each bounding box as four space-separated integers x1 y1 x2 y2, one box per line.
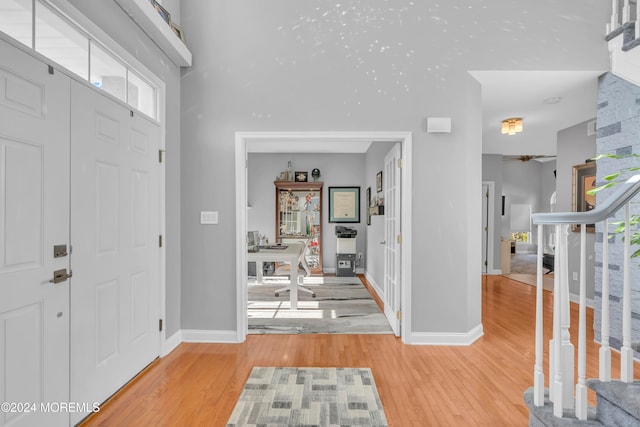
0 39 71 427
383 143 401 336
236 132 413 343
482 184 488 274
69 81 161 423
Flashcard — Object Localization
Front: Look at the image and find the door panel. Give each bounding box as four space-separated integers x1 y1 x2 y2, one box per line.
2 141 42 270
70 81 160 424
383 143 401 336
0 39 70 427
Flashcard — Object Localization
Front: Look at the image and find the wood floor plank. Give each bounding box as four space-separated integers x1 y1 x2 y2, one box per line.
80 275 639 426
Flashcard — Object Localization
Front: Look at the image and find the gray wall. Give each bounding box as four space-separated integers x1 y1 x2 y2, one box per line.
556 119 597 301
179 1 610 334
247 153 367 271
67 0 182 336
482 154 503 272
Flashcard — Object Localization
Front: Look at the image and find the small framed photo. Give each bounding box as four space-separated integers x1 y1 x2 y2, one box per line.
295 171 308 182
171 23 185 42
152 0 171 24
366 187 371 225
376 171 383 193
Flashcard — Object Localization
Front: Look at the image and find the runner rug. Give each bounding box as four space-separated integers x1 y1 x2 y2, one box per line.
226 367 388 427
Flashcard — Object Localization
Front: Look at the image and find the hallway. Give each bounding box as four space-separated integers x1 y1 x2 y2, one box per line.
81 275 637 426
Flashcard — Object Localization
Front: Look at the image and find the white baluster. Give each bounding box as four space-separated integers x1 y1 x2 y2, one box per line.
534 226 545 406
575 226 588 420
636 0 639 39
621 203 633 382
552 224 564 417
559 224 574 410
600 218 612 382
623 0 631 24
608 0 620 33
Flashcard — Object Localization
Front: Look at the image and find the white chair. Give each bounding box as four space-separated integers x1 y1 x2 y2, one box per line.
274 240 316 298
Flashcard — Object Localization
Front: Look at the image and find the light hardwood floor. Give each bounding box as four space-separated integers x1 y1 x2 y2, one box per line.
81 275 638 426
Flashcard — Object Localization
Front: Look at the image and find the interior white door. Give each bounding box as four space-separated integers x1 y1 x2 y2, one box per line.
0 40 70 426
383 143 401 336
70 81 160 423
482 184 489 274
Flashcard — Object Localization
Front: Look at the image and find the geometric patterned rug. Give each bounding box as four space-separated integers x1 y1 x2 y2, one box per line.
226 367 388 426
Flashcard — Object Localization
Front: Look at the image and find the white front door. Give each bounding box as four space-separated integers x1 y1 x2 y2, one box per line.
69 81 160 423
383 143 401 336
0 40 70 426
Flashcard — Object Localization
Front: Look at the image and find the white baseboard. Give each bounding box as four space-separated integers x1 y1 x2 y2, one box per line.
161 330 182 356
364 271 384 300
569 293 595 309
323 267 364 275
408 324 484 346
486 269 502 275
182 329 240 343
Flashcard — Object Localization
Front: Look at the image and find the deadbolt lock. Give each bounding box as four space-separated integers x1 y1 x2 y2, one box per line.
53 244 68 258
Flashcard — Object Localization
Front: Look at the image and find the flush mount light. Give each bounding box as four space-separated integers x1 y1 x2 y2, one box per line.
501 117 523 136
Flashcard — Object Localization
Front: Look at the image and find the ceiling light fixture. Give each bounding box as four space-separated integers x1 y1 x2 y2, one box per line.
501 117 523 136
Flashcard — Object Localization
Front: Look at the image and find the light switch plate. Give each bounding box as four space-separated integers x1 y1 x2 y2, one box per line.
200 211 218 224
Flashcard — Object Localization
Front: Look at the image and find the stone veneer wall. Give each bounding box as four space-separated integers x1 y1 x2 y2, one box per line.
594 72 640 352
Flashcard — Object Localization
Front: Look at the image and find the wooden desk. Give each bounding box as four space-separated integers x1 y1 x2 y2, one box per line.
248 243 304 310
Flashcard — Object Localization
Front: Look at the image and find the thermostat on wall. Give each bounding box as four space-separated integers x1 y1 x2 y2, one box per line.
200 211 218 224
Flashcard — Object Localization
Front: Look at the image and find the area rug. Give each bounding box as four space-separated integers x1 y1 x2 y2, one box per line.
508 253 539 275
504 253 554 292
248 277 393 334
226 367 388 427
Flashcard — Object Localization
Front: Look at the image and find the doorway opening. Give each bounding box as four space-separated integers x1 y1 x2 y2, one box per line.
235 132 413 343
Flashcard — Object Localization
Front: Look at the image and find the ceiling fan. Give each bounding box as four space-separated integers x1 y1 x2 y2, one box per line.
503 154 556 162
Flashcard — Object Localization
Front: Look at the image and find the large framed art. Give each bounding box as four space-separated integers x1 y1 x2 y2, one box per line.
328 186 360 223
572 161 596 232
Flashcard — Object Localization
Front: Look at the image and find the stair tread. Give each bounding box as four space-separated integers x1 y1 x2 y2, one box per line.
524 387 602 426
587 379 640 420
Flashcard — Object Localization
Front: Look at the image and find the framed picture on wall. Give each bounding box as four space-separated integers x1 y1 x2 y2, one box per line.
366 187 371 225
376 171 383 193
329 187 360 223
571 161 596 232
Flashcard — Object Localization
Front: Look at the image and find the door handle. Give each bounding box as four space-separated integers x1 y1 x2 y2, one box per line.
49 268 72 284
379 241 386 245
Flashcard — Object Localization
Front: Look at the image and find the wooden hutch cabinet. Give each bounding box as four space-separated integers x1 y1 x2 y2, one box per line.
274 181 323 275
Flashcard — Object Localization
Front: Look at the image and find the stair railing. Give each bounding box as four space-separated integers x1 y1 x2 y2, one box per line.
608 0 620 33
636 0 640 39
607 0 639 36
530 174 640 421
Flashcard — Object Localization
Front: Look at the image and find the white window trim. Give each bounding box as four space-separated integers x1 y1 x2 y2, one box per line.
4 0 165 123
